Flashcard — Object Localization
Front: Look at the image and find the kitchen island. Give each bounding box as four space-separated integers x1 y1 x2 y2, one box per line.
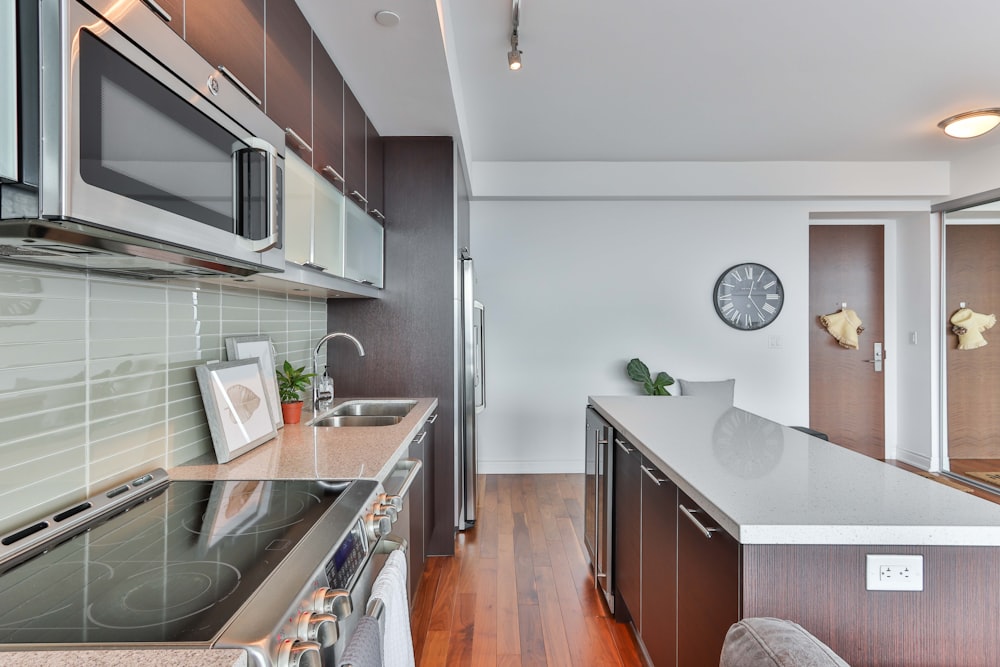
590 395 1000 667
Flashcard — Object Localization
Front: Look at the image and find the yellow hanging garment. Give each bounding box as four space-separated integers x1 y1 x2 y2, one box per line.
819 308 864 350
950 308 996 350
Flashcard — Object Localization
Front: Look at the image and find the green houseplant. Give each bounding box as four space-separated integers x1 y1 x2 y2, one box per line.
275 360 315 424
626 357 674 396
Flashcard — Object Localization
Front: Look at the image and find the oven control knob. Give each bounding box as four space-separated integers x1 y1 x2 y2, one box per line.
365 512 392 540
373 501 398 523
378 492 404 512
312 587 353 619
276 638 322 667
297 612 339 649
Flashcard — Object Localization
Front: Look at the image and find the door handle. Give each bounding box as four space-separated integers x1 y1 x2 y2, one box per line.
865 342 883 372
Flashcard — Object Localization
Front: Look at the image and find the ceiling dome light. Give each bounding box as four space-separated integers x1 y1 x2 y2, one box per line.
374 10 400 27
938 109 1000 139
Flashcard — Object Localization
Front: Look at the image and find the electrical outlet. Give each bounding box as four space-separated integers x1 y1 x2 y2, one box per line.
866 554 923 591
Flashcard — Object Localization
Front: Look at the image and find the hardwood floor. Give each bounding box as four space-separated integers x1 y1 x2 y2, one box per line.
409 474 643 667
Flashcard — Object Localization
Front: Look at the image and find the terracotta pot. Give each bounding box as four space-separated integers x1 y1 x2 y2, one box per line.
281 401 304 424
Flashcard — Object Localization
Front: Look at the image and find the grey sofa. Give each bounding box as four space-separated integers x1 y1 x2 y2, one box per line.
720 617 850 666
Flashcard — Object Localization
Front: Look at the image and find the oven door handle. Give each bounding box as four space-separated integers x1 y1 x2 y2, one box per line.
375 534 408 554
384 458 422 510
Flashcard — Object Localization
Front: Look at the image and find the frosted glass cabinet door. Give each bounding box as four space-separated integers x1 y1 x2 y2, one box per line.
313 174 345 276
344 200 384 287
283 151 313 266
0 0 16 181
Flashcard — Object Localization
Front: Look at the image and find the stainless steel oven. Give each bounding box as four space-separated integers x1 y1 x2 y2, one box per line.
0 469 413 666
0 0 284 278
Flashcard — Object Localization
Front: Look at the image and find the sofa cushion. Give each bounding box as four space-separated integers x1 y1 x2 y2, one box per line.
676 378 735 405
720 617 850 667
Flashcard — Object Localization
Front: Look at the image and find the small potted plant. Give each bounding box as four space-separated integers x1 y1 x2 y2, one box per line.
626 357 675 395
276 360 315 424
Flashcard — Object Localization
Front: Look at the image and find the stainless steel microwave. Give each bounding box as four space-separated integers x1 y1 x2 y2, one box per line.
0 0 284 278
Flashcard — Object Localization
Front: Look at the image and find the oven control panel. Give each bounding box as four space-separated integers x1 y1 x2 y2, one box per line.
325 518 370 590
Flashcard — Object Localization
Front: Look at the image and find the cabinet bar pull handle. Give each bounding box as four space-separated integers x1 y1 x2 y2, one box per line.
641 465 667 486
141 0 172 22
370 209 386 221
413 431 428 445
302 262 326 272
427 414 438 424
284 127 313 153
680 504 719 539
350 190 369 205
615 438 634 454
218 66 262 106
322 165 346 183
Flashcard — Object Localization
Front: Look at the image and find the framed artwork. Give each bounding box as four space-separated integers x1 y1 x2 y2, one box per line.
196 359 278 463
225 335 283 429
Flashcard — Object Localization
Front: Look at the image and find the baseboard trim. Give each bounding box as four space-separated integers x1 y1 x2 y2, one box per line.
895 448 933 471
478 460 582 474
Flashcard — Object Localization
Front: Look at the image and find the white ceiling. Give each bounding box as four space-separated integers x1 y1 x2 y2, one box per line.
298 0 1000 165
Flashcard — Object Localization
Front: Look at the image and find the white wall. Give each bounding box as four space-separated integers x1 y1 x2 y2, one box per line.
471 200 940 473
472 199 818 473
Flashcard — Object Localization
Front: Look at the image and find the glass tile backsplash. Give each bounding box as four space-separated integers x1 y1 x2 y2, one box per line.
0 265 328 535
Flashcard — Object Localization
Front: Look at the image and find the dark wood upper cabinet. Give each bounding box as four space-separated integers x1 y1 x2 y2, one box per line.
184 0 265 106
343 84 367 207
312 35 345 190
365 118 384 222
145 0 184 37
265 0 312 162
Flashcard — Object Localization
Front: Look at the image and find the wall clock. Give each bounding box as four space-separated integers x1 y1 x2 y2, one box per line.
713 262 784 330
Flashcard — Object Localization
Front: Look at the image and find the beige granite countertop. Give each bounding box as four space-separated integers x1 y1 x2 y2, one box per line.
0 649 246 666
170 397 438 483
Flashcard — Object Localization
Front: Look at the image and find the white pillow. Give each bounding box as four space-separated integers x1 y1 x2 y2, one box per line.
676 378 735 405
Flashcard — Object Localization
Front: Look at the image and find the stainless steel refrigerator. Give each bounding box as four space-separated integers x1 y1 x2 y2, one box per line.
458 252 485 530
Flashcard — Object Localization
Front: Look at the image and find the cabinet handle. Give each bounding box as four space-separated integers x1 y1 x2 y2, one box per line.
679 504 719 539
141 0 172 22
350 190 369 205
284 127 313 153
413 431 428 445
615 438 634 454
218 65 262 106
370 209 386 222
427 414 438 424
641 465 667 486
322 165 346 183
302 262 326 272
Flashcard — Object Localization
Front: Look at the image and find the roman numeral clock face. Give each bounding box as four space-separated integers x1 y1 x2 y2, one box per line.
713 262 784 330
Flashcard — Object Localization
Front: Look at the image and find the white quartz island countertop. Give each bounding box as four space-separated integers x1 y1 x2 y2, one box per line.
589 395 1000 546
170 397 438 483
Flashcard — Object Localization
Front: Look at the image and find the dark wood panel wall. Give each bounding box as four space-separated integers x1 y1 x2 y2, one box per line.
327 137 460 556
742 544 1000 667
946 224 1000 459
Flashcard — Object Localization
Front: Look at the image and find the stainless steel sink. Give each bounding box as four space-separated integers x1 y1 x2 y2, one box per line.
312 415 402 428
329 399 417 418
310 400 418 427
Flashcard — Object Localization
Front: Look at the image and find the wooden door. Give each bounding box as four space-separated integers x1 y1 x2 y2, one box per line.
312 36 345 191
676 490 740 666
265 0 312 162
809 225 885 458
185 0 265 105
945 225 1000 459
613 436 642 624
641 459 677 667
343 84 367 205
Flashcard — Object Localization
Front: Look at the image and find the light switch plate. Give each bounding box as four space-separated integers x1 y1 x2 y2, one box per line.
866 554 923 591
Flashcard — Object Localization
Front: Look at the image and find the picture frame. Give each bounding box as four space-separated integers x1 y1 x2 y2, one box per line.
196 359 278 463
225 335 283 429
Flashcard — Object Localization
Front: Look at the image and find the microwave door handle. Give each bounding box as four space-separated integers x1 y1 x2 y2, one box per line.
237 138 281 252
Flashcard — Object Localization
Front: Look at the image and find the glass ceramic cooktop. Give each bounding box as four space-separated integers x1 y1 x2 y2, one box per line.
0 479 351 645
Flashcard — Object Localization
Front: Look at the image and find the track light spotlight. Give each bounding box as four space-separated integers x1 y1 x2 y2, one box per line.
508 0 522 71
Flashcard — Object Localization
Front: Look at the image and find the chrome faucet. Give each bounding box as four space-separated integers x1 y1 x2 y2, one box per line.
313 332 365 412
